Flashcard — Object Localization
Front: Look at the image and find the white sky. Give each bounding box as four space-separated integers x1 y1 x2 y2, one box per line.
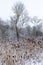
0 0 43 21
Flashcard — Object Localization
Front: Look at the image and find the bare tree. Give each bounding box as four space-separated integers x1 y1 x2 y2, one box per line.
11 2 29 42
32 16 42 37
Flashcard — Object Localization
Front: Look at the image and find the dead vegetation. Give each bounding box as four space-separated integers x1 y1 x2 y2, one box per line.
0 37 43 65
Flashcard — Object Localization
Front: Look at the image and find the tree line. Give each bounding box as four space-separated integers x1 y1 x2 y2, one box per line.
0 2 43 42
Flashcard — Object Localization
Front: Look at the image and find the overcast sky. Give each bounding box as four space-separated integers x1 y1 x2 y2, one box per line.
0 0 43 21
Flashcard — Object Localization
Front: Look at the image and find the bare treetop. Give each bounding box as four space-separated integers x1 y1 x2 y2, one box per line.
12 2 25 16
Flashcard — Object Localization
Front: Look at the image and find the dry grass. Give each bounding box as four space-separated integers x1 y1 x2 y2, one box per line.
0 39 43 65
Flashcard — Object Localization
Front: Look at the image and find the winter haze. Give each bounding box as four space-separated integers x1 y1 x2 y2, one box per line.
0 0 43 20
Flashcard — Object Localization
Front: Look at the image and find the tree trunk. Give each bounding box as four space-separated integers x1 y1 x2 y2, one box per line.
16 25 19 42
